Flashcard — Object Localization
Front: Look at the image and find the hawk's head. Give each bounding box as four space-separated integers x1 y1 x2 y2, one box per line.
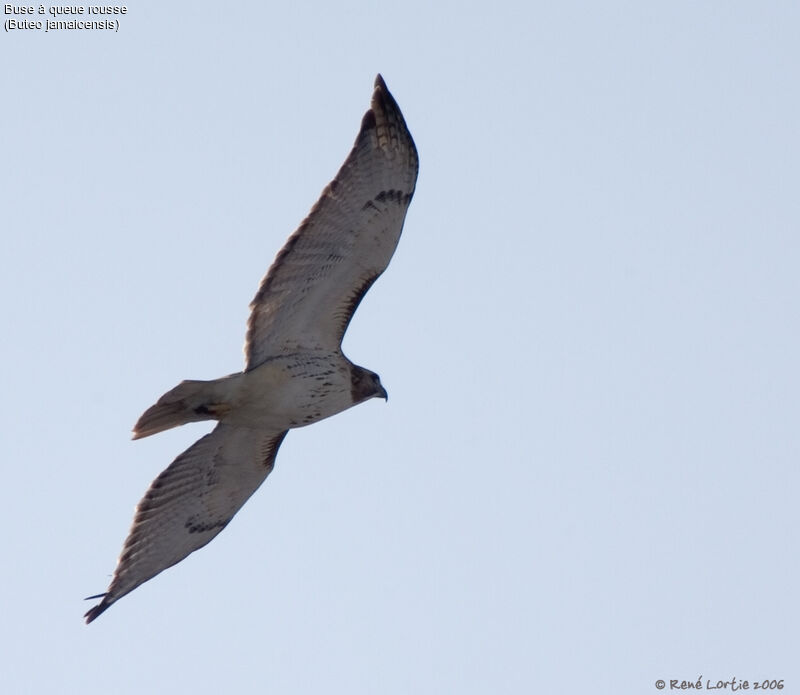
350 366 388 404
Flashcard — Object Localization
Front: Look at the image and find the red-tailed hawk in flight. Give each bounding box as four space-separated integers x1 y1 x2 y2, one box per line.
85 75 418 623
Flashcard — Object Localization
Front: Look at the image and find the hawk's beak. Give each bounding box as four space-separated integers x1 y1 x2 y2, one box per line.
378 385 388 402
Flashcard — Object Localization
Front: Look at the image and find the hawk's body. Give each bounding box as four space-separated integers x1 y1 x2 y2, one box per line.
85 75 418 623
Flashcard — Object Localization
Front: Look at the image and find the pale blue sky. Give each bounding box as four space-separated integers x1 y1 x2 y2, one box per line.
2 2 798 693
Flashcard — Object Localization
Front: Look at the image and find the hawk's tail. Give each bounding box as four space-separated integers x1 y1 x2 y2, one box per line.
132 377 234 440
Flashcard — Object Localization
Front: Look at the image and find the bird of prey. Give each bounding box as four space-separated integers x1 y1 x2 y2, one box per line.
84 75 418 623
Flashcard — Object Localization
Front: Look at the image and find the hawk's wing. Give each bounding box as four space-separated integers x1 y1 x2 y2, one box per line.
245 74 418 368
84 425 287 623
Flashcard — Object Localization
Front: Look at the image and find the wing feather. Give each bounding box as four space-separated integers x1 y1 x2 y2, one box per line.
244 74 418 367
84 425 287 623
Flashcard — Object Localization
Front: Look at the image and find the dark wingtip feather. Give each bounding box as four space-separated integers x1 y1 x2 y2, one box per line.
84 593 112 624
371 74 398 116
368 74 418 165
84 592 107 600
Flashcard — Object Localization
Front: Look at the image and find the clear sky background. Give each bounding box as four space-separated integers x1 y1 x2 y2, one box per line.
2 1 798 693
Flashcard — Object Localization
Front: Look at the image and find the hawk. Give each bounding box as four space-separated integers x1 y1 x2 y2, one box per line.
85 75 418 623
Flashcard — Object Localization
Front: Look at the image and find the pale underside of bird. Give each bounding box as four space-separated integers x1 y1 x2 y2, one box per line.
84 75 418 623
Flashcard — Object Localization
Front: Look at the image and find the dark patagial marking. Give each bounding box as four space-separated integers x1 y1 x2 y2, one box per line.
185 518 228 534
374 189 404 205
337 274 378 334
262 431 288 469
362 188 411 211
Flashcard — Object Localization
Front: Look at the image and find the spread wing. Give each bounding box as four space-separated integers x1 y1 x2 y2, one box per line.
245 74 419 368
84 425 287 623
